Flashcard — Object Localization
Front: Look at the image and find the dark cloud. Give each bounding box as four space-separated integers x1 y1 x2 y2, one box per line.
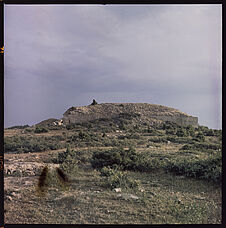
4 5 222 129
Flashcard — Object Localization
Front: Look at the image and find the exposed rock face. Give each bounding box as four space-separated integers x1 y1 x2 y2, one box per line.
62 103 198 127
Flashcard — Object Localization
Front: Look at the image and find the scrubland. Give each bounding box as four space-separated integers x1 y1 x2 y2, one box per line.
4 118 222 224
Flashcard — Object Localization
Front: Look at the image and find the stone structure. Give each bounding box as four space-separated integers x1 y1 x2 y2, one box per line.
62 103 198 127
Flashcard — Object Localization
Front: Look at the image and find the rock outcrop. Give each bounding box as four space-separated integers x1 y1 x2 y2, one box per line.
62 103 198 127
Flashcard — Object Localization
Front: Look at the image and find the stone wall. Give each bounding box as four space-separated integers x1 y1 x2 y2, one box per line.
63 113 119 125
150 114 198 127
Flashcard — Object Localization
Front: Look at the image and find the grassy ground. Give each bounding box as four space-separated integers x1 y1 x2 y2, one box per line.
4 164 221 224
4 122 222 224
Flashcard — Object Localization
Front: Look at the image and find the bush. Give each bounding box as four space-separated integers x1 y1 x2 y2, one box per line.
91 147 126 169
164 153 222 183
48 125 64 131
148 136 168 143
206 129 215 136
118 133 141 140
214 129 222 138
186 125 195 137
78 130 88 139
194 132 205 142
197 126 209 135
176 128 187 137
166 129 176 135
66 124 75 130
193 142 221 151
8 125 30 129
56 147 78 176
34 126 48 133
100 166 139 189
162 121 179 130
4 135 64 153
24 128 33 133
180 144 193 151
91 147 162 172
57 147 73 164
166 136 194 144
60 157 78 178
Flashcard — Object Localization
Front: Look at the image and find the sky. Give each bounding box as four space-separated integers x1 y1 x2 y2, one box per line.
4 4 222 129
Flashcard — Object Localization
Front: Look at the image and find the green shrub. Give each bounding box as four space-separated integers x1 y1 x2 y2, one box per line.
214 129 222 138
100 166 139 189
197 126 209 135
180 144 193 150
186 125 195 137
206 129 215 136
24 128 33 133
166 129 176 135
164 153 222 183
34 126 48 133
176 128 187 137
78 130 88 139
166 136 194 144
60 156 78 177
162 121 179 131
147 127 155 134
91 147 162 172
148 136 168 143
91 147 125 169
48 125 63 131
4 135 64 153
66 124 74 130
8 125 30 129
194 132 205 142
100 165 122 176
192 142 221 151
118 133 141 140
57 147 73 164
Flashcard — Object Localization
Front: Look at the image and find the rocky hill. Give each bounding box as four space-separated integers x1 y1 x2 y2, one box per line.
62 103 198 127
36 118 60 126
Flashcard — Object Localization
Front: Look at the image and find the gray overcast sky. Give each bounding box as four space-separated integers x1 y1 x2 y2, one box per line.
4 4 222 129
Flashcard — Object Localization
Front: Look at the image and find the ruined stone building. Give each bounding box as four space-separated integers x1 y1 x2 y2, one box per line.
62 103 198 127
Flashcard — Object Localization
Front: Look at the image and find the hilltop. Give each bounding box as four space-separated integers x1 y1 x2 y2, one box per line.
63 103 198 127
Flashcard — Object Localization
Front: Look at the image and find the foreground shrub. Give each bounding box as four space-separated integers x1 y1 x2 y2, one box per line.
91 147 163 172
100 166 139 189
164 153 222 183
60 156 78 177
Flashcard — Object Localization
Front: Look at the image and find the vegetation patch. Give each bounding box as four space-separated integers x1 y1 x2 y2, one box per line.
4 135 65 153
164 152 222 183
7 125 30 129
4 111 222 224
34 126 49 133
91 147 165 172
180 142 221 151
100 166 140 189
